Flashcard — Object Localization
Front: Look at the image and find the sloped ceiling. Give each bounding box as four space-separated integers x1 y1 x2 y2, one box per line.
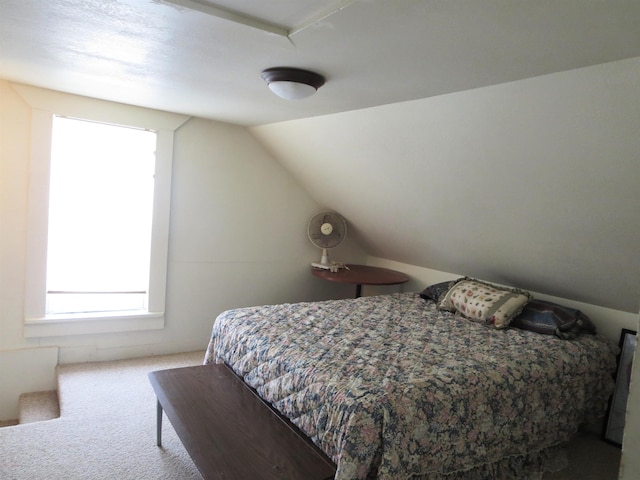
1 0 640 125
252 58 640 313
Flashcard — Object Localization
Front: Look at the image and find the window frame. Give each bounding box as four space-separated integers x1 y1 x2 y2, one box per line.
19 86 189 337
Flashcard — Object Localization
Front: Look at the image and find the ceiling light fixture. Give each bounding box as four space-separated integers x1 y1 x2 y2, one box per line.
261 67 325 100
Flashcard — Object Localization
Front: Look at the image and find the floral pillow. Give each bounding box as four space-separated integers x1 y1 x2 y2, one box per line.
438 277 532 329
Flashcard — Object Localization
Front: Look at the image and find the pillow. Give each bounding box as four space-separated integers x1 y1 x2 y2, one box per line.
438 277 532 329
419 281 453 303
510 299 597 339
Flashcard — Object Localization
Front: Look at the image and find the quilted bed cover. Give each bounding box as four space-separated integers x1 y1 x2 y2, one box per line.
204 293 617 480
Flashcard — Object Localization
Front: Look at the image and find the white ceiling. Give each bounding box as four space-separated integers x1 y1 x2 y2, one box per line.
2 0 640 126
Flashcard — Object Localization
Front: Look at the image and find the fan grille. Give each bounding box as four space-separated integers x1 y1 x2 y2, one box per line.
307 212 347 249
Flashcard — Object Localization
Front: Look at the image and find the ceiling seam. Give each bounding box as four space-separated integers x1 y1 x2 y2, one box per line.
159 0 360 41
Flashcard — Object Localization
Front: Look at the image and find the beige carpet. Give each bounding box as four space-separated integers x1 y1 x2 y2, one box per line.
0 351 622 479
0 351 203 480
18 390 60 424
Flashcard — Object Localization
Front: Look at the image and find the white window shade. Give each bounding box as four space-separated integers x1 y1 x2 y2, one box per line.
46 117 156 314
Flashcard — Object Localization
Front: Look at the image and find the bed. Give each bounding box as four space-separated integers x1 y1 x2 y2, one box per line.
204 280 618 480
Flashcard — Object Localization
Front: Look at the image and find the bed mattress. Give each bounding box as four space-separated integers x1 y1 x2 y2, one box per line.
205 293 617 479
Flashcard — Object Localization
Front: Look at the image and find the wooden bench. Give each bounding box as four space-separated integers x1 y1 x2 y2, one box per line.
148 364 336 480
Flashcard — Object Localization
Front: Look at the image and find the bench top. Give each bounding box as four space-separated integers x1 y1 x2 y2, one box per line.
148 364 336 480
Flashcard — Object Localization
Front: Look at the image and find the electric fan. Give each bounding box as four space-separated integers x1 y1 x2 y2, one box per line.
307 211 347 270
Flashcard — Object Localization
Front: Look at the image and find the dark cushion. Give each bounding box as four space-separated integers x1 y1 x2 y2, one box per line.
510 299 597 339
419 281 453 303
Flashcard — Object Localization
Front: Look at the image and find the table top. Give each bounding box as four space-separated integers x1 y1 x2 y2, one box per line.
311 264 410 286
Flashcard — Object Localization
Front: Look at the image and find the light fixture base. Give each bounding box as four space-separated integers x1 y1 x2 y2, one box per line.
261 67 325 100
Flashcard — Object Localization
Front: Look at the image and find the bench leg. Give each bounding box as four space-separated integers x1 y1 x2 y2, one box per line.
156 400 163 447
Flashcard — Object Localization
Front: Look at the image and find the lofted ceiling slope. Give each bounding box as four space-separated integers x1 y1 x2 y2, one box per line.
252 58 640 314
1 1 640 125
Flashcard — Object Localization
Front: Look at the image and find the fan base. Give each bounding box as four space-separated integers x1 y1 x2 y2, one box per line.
311 262 347 273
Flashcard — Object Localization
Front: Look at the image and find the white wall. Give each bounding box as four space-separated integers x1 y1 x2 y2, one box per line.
0 81 366 420
0 348 58 420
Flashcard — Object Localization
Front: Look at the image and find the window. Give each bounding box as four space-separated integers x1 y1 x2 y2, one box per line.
46 116 156 315
19 85 189 337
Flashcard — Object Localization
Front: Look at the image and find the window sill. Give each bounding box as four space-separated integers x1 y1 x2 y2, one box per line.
24 311 165 338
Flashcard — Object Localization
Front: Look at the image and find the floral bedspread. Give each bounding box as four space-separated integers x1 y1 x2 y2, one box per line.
204 293 617 480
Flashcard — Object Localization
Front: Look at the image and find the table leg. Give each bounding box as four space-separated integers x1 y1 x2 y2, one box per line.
156 400 163 447
355 284 362 298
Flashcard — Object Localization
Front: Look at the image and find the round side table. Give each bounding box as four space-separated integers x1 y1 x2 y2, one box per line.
311 264 409 298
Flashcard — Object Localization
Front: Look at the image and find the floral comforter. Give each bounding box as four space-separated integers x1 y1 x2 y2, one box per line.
204 293 617 480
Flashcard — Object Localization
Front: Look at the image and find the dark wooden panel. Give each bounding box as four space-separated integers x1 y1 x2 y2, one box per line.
149 364 336 480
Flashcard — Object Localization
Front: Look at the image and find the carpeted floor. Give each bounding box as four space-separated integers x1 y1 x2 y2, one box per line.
543 431 621 480
0 351 622 479
0 351 204 480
